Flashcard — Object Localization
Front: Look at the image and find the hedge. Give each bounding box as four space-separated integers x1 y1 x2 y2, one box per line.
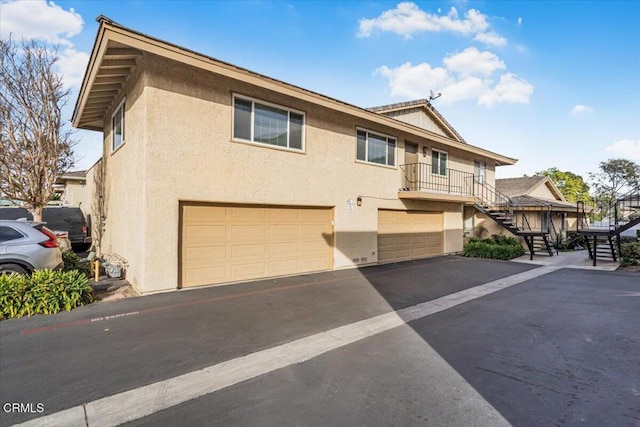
0 270 93 319
463 235 525 260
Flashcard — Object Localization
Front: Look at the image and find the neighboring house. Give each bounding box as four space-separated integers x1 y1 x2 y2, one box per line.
1 170 87 208
470 176 583 239
72 17 516 294
53 170 87 207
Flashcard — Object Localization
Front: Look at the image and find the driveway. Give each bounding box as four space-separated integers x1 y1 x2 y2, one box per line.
0 256 638 426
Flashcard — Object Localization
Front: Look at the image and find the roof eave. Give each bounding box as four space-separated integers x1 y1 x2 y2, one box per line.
72 18 518 165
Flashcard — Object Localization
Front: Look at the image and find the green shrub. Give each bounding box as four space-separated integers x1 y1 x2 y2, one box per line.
490 234 520 246
463 240 525 260
621 241 640 259
62 251 91 278
0 270 93 320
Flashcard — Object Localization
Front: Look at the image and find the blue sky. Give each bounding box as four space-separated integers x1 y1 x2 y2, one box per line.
1 0 639 182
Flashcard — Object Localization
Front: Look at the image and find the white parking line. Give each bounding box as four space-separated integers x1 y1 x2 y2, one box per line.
14 265 560 427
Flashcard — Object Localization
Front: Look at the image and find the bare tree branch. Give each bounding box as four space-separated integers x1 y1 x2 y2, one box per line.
0 37 77 220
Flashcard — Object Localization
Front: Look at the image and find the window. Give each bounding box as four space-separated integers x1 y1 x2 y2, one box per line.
356 129 396 166
431 150 447 176
0 226 23 243
474 161 486 183
112 100 125 151
233 95 304 151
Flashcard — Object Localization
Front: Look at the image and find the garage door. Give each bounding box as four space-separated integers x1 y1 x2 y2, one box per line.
378 210 443 263
180 204 333 288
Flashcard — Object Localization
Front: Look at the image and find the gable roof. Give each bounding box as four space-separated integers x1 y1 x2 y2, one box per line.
368 99 467 144
496 176 565 200
72 16 517 166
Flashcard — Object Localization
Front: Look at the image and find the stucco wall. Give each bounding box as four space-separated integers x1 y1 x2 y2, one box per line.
94 65 148 291
61 181 86 207
87 53 509 293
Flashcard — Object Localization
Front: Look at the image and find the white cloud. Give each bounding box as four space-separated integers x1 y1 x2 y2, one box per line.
0 0 83 46
478 73 534 107
517 17 522 26
376 50 532 107
376 62 451 98
441 77 486 103
473 31 507 47
57 48 90 89
443 47 505 77
605 139 640 160
358 3 493 40
0 1 87 89
571 104 594 115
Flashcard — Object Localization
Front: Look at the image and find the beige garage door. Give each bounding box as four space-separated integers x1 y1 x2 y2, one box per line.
181 204 333 288
378 209 443 263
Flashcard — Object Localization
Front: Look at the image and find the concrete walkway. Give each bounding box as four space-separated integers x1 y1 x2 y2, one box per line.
511 249 620 271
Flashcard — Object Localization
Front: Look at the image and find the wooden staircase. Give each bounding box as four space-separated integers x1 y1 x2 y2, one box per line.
474 181 555 259
578 189 640 266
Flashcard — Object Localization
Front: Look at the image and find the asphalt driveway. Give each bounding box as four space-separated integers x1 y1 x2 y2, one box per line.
0 256 638 426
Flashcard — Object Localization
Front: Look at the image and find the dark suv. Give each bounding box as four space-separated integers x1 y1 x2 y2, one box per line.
0 207 91 251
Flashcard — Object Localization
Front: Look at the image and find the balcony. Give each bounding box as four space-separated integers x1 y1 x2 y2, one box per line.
399 163 476 203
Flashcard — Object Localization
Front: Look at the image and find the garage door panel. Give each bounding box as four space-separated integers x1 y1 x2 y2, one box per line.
230 262 267 281
186 266 228 284
185 245 227 262
299 256 331 271
299 240 329 254
269 224 300 239
181 204 332 288
230 207 267 222
269 259 299 275
230 224 267 239
230 243 267 259
377 210 443 263
269 241 299 257
269 209 300 222
184 206 227 222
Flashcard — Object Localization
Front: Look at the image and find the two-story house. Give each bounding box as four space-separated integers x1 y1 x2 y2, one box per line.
73 17 516 294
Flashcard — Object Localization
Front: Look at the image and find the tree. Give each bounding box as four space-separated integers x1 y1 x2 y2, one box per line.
535 167 591 203
589 159 640 220
0 37 76 221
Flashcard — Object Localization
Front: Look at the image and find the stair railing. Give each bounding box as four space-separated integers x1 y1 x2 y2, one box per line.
576 201 589 231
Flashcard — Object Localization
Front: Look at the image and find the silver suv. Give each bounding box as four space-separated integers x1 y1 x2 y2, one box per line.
0 220 64 275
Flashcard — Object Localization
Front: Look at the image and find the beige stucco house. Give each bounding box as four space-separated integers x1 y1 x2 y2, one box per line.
73 17 516 294
470 176 583 240
53 170 87 207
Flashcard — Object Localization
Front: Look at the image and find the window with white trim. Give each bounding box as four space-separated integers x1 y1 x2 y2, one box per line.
474 160 486 183
431 149 447 176
356 129 396 166
112 100 125 151
233 95 304 151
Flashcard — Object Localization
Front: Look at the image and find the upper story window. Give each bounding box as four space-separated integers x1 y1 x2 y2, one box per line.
356 129 396 167
233 95 304 151
112 100 125 152
431 149 447 176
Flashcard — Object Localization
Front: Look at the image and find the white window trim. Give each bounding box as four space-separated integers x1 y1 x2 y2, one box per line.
432 149 448 176
232 94 306 152
111 98 126 154
355 127 397 168
474 160 486 183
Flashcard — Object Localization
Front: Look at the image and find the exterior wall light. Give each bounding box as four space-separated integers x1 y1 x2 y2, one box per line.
357 197 362 206
423 147 428 157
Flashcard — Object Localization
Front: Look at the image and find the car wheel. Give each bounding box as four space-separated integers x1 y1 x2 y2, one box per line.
0 263 29 275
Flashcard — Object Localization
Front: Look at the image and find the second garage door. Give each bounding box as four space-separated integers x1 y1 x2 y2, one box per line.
378 209 443 263
181 204 333 288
